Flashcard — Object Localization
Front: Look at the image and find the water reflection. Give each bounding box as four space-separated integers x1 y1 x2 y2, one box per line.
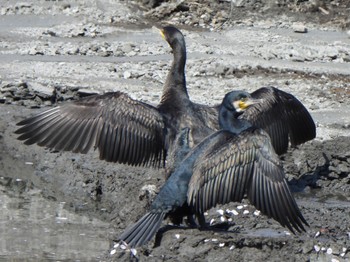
0 177 111 261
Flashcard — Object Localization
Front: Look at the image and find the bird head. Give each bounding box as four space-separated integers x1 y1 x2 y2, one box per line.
160 26 185 49
223 91 261 113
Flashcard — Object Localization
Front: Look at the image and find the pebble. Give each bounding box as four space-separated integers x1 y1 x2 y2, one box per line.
292 23 308 33
210 218 216 225
226 209 239 216
139 184 158 201
217 209 224 215
131 248 137 256
284 231 291 236
123 71 132 79
314 245 321 252
121 43 133 54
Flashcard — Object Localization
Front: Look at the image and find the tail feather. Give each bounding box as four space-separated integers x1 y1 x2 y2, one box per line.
124 213 154 245
118 212 166 248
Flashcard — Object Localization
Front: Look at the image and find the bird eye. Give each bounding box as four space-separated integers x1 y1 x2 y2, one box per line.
240 96 248 102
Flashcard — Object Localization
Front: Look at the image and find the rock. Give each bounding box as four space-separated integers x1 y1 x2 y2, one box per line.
292 23 308 33
29 82 53 99
123 71 132 79
138 184 158 201
43 101 52 106
0 84 17 93
121 43 133 54
338 163 350 173
67 47 79 55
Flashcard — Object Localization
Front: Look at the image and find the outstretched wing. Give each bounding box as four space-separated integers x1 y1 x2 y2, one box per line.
240 86 316 155
187 128 308 233
15 91 167 167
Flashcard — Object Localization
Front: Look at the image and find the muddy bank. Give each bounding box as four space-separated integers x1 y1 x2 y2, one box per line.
0 0 350 261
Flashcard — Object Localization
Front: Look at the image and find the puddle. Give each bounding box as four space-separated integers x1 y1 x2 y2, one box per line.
0 177 111 260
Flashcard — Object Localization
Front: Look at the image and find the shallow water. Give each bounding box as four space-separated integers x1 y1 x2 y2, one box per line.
0 177 111 261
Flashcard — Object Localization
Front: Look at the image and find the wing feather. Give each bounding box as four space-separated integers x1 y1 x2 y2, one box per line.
16 91 167 167
241 86 315 154
188 128 308 233
188 131 255 213
247 129 308 232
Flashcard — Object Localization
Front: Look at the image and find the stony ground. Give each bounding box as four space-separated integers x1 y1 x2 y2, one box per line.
0 0 349 261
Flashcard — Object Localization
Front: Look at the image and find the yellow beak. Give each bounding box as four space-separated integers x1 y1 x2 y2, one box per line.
160 29 166 40
238 98 261 110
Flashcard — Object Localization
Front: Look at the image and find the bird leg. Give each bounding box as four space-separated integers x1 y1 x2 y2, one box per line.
197 213 209 229
185 214 198 227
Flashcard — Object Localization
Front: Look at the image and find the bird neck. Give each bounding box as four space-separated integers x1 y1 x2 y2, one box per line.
161 40 188 105
219 106 252 134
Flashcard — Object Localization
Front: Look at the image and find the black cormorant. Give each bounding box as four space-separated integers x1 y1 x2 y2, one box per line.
118 90 308 248
15 26 315 168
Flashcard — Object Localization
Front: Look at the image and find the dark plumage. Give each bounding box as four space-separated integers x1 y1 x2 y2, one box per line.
15 26 217 168
15 26 315 168
239 86 316 155
118 91 308 248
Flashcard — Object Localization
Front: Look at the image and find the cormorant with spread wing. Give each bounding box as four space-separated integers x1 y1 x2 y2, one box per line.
15 26 315 168
118 90 308 248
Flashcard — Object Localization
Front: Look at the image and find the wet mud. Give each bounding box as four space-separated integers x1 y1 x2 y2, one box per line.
0 0 349 261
